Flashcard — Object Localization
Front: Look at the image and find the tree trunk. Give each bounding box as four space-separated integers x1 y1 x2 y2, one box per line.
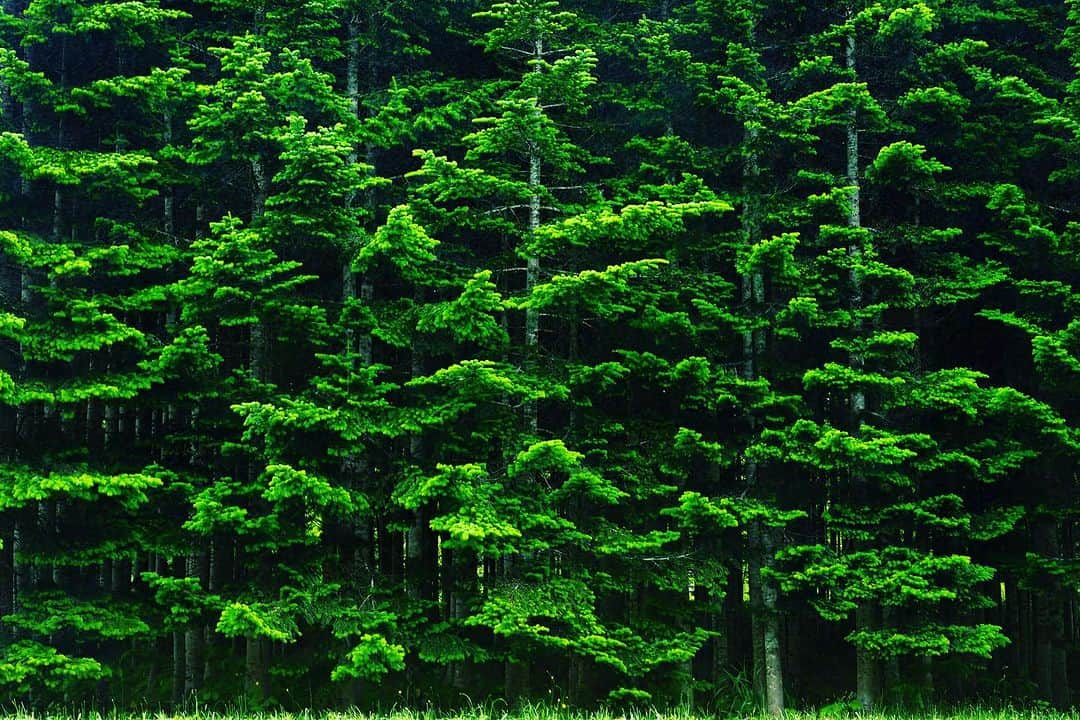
50 37 67 243
725 552 745 678
171 555 186 704
882 604 901 704
38 501 55 589
448 548 473 690
0 239 19 454
748 522 765 702
245 637 269 700
1004 573 1022 682
249 158 271 386
172 628 186 705
856 601 880 709
0 527 12 643
845 29 866 416
504 656 530 705
845 30 879 710
920 654 934 703
1032 513 1067 708
522 37 543 436
242 289 268 712
761 525 784 716
184 548 210 697
785 601 801 702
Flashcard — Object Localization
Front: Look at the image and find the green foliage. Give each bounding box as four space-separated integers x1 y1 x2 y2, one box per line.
1 0 1076 710
331 634 407 682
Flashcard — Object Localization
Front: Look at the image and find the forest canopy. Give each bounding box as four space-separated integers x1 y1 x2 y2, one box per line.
0 0 1078 712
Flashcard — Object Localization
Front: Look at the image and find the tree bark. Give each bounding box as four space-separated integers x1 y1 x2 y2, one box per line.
245 636 269 700
0 526 12 643
856 601 880 709
184 548 210 697
761 525 784 716
725 552 745 678
1004 573 1022 681
845 29 879 710
748 522 766 701
882 604 901 703
845 30 865 418
522 37 543 437
1032 513 1067 708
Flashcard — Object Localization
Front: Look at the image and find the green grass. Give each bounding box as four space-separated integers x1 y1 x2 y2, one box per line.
5 704 1080 720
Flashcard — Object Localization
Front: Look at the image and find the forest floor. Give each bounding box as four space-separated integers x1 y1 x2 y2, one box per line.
6 706 1079 720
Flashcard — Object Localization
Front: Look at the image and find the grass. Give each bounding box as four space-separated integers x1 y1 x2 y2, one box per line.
4 703 1080 720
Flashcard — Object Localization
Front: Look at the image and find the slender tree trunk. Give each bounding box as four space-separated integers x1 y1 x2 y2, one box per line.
845 29 879 710
856 601 880 709
522 37 543 436
241 157 271 702
50 37 67 243
14 48 37 614
920 654 934 703
1032 513 1068 708
882 605 900 703
249 158 270 384
845 30 865 416
785 610 800 701
184 548 210 697
0 526 12 643
448 547 473 690
172 556 186 704
742 133 767 703
163 110 175 237
12 516 31 637
245 637 270 699
761 525 784 716
1004 573 1022 681
504 655 530 705
0 176 18 625
748 522 766 701
725 552 745 678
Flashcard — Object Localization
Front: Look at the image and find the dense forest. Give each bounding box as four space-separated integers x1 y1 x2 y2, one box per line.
0 0 1078 712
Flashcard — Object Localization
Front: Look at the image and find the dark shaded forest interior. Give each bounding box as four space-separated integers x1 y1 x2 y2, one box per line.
0 0 1078 712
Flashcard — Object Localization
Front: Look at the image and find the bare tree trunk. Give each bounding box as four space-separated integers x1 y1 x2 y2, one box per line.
845 29 879 710
522 37 543 437
856 601 880 709
785 610 800 701
1004 573 1021 682
448 548 473 690
13 44 36 560
172 557 186 704
742 144 768 703
163 111 175 237
761 525 784 716
724 553 744 678
241 158 271 702
12 516 31 636
1032 513 1068 708
920 654 934 701
882 605 900 703
845 30 865 416
245 637 269 699
249 157 270 384
0 527 12 643
504 656 530 705
748 522 765 701
184 548 210 697
37 501 54 589
50 38 68 243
